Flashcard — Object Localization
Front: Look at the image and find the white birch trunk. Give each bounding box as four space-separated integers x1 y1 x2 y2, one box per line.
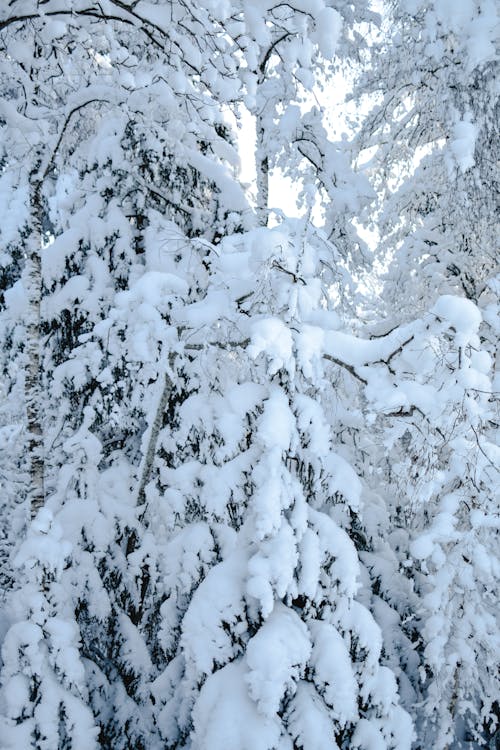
256 108 269 227
24 162 45 519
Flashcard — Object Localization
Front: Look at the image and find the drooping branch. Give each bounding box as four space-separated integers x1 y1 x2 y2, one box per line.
259 32 292 77
41 98 112 179
0 5 201 76
0 9 135 33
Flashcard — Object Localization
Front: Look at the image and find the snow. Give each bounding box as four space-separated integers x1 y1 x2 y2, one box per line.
42 228 84 283
161 523 216 595
2 672 30 720
258 388 295 452
187 149 249 212
191 660 282 750
144 216 189 272
0 3 496 748
247 521 298 618
310 509 360 598
249 318 294 376
325 452 362 512
116 612 153 676
14 509 72 580
45 275 89 318
0 176 29 249
297 528 321 599
351 718 386 750
181 552 246 676
44 618 86 685
449 116 478 172
181 289 231 327
323 324 415 370
245 603 311 717
410 534 435 561
120 271 189 308
4 279 27 317
313 7 342 59
309 620 358 725
1 621 44 678
288 682 341 750
295 394 330 456
252 456 291 539
296 324 324 377
243 3 272 48
365 665 399 715
466 1 498 69
433 0 474 32
469 349 492 375
342 601 383 672
432 294 482 334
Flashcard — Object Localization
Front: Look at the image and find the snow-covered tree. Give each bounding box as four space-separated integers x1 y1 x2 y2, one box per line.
355 0 499 315
363 296 499 749
127 219 411 749
213 0 378 274
350 3 500 746
1 2 498 749
0 3 248 747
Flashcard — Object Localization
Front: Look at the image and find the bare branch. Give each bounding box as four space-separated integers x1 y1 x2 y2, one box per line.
470 423 500 473
259 32 292 77
373 334 415 374
271 260 306 285
184 338 250 351
323 354 368 385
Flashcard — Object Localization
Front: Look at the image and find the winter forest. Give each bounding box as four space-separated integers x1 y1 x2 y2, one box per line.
0 1 498 748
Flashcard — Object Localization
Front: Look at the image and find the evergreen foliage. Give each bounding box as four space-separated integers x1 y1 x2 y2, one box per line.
0 2 498 749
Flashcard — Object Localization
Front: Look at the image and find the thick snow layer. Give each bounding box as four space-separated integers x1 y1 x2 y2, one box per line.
351 718 386 750
309 620 358 725
4 279 27 317
449 117 478 172
14 509 72 579
257 388 295 452
247 521 298 618
288 682 341 750
297 528 321 600
245 603 310 717
313 7 342 59
249 318 294 375
191 660 283 750
323 325 415 369
310 509 360 598
181 552 246 676
432 295 482 334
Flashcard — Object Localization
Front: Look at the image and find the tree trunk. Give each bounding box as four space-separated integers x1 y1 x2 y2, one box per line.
25 162 45 519
136 367 174 521
255 108 269 227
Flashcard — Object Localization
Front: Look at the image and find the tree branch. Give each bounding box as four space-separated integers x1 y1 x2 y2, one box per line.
373 334 415 374
259 32 292 77
0 9 135 33
323 354 368 385
41 98 111 179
